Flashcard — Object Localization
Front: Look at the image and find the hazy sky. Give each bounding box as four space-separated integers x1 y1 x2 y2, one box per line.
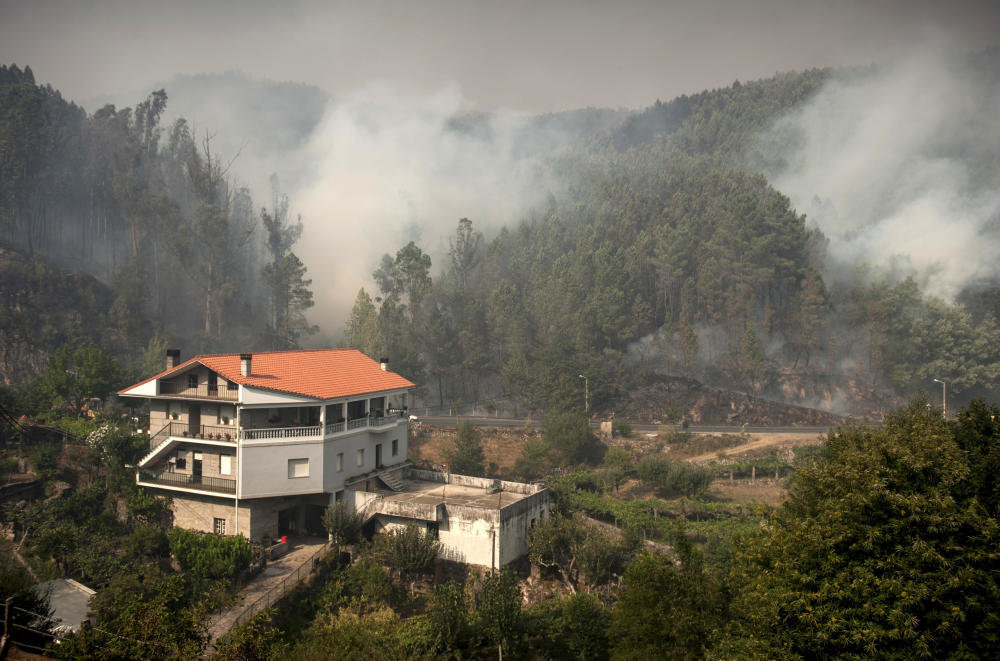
2 0 998 112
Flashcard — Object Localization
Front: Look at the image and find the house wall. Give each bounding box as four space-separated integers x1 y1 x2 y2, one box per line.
168 493 331 540
150 399 237 434
158 446 237 481
499 490 550 565
169 492 240 535
243 494 331 540
376 503 514 568
149 400 169 433
436 504 501 567
198 402 237 428
366 471 549 567
240 440 325 497
237 421 408 498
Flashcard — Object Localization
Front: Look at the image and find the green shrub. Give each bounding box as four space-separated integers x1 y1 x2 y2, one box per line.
322 500 362 546
375 524 439 577
125 527 169 560
167 527 251 582
448 422 486 476
637 457 713 497
320 558 402 613
543 412 605 465
476 568 522 656
612 418 633 438
525 593 610 660
427 580 467 652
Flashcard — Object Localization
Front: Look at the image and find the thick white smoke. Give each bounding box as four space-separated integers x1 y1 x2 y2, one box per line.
290 82 566 334
758 47 1000 298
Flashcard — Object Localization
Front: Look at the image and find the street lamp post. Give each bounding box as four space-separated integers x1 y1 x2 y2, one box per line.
578 374 589 414
933 378 946 419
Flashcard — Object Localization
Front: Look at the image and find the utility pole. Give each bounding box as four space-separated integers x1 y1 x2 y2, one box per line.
578 374 589 414
933 379 947 419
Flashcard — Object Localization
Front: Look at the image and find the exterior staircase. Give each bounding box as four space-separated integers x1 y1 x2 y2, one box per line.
137 424 177 467
379 472 405 492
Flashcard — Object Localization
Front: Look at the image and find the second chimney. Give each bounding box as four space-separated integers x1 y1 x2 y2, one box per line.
240 353 252 376
379 357 389 372
166 349 181 371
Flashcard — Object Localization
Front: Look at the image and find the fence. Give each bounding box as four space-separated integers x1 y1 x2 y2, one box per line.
231 542 331 629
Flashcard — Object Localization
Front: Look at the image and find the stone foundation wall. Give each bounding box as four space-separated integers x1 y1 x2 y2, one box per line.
168 492 332 540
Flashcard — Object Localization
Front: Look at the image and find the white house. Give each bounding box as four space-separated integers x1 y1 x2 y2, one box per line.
119 348 548 566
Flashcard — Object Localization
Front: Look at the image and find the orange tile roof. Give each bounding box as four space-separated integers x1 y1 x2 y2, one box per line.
120 349 415 400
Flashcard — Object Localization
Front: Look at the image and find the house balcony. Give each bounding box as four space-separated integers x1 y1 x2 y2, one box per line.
159 380 238 401
137 468 236 495
150 422 238 447
240 412 406 442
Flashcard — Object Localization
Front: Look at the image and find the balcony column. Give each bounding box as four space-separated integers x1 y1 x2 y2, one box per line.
235 407 242 499
319 404 326 433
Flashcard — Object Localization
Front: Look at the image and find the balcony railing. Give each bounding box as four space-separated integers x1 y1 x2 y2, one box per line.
138 469 236 495
370 414 400 429
160 380 238 401
240 425 322 441
153 421 238 443
240 415 404 441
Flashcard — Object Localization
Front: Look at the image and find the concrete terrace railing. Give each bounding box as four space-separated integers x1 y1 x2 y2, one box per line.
240 425 322 441
406 468 546 495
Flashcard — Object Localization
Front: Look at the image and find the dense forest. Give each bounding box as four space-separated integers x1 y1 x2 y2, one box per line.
3 55 1000 418
0 64 315 388
346 57 1000 417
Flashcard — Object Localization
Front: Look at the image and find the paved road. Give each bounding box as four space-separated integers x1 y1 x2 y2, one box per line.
412 415 832 435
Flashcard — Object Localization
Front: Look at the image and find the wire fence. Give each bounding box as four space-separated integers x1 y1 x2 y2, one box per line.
230 542 331 629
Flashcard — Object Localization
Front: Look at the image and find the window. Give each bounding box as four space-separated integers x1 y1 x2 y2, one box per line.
288 458 309 478
220 455 232 476
336 453 343 472
188 374 198 388
213 518 226 535
391 439 398 456
356 448 364 467
335 490 344 502
175 451 186 469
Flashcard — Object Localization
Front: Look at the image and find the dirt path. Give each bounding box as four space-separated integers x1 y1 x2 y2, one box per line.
13 531 39 581
685 432 825 463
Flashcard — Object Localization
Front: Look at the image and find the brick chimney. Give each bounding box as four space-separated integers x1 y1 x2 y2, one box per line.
240 353 252 377
165 349 181 371
379 357 389 372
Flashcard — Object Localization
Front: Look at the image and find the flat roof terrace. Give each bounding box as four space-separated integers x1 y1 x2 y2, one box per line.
379 479 532 510
356 468 547 523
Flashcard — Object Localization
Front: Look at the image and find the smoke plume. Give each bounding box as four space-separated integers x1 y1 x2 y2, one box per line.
289 82 586 334
756 46 1000 298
